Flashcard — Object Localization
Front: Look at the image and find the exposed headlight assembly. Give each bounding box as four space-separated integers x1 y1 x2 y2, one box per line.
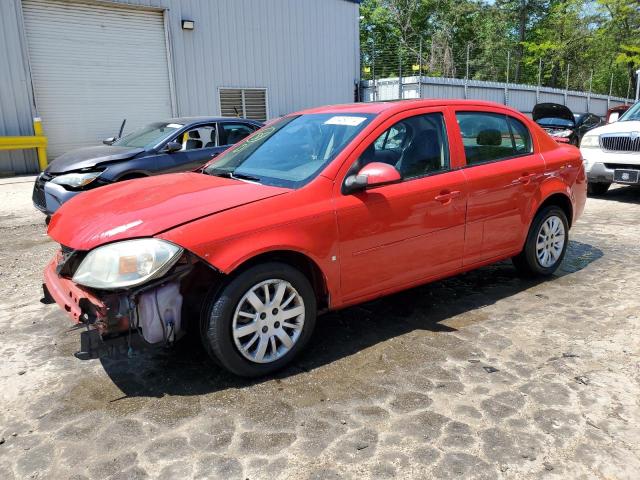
553 129 574 138
51 171 101 189
580 135 599 148
73 239 183 290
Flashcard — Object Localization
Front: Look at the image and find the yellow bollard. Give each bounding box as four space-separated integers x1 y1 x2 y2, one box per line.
33 117 48 171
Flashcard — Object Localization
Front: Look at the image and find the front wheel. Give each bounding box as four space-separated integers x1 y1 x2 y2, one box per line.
513 206 569 277
201 262 316 377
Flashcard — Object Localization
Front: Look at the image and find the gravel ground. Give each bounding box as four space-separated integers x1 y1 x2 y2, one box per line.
0 176 639 479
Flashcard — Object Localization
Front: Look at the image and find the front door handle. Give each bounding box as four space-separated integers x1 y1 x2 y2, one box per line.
435 190 461 204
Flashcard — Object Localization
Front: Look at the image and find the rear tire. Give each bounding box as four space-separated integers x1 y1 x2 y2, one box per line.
201 262 316 377
587 182 610 196
513 206 569 277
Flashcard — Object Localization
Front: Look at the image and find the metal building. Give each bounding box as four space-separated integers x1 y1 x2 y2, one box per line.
0 0 361 174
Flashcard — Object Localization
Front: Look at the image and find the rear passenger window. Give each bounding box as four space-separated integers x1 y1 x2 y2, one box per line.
219 123 256 146
456 112 532 165
357 112 450 180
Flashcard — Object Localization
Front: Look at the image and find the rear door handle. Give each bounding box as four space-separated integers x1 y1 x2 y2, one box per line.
513 173 536 185
435 190 461 203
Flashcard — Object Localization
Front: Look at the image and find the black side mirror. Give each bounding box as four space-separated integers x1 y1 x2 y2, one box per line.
343 174 368 194
164 141 182 153
103 137 116 145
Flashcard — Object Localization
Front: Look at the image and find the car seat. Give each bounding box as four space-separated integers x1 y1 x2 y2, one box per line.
395 130 441 178
185 130 203 150
205 129 216 148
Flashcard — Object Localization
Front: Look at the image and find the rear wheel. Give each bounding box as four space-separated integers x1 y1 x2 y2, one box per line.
587 182 610 196
201 262 316 377
513 206 568 277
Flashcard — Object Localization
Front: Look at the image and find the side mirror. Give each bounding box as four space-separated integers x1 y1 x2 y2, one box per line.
164 141 182 153
344 162 401 193
103 137 116 145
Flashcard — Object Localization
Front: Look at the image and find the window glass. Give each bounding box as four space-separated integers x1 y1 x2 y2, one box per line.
179 125 216 151
205 113 374 188
357 112 449 180
113 122 182 148
456 112 532 165
219 123 256 146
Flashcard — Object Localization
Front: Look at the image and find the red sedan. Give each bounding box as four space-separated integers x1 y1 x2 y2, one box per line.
44 100 586 376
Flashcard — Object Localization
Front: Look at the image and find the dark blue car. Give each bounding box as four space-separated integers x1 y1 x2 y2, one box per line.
33 116 263 216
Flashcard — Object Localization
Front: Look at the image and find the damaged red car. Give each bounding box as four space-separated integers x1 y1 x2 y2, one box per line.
44 100 586 377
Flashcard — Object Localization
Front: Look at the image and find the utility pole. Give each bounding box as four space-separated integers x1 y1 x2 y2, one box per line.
564 63 570 105
607 72 613 109
372 37 376 102
636 69 640 102
505 51 510 105
536 58 542 104
465 43 470 99
587 70 593 112
418 38 423 99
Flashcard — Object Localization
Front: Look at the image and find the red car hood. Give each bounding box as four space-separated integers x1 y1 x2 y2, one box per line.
48 172 289 250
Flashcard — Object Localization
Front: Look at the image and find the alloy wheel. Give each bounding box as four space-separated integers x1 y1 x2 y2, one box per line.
536 215 566 268
231 279 305 364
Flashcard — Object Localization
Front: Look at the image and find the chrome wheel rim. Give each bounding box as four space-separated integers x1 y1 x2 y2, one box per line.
536 215 566 268
232 279 305 364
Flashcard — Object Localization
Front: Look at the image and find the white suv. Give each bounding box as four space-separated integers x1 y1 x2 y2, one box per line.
580 102 640 195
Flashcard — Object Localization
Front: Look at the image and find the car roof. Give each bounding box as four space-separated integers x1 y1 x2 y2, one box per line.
163 116 262 125
295 99 524 116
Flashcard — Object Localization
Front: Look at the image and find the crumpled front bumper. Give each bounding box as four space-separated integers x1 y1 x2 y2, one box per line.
33 179 82 216
43 255 130 335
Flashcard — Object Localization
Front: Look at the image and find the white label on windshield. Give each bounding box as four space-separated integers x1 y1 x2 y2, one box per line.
324 116 367 126
167 123 183 129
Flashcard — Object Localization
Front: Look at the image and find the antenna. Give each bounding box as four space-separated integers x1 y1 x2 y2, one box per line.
118 119 127 139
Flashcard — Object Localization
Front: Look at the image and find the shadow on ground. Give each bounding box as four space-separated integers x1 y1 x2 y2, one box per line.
593 185 640 204
99 240 603 398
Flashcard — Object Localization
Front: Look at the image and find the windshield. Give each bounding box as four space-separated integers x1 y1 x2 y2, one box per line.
204 113 375 188
536 117 574 128
113 122 183 148
619 102 640 122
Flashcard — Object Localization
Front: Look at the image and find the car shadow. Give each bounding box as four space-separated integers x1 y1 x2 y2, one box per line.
594 185 640 204
99 240 603 398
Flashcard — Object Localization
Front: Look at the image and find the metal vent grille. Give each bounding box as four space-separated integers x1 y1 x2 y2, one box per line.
219 88 267 122
600 134 640 153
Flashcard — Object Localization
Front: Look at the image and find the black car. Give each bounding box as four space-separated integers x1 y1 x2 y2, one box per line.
33 116 262 216
532 103 603 146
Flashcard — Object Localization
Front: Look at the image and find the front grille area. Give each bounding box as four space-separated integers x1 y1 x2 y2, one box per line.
600 134 640 153
32 172 54 211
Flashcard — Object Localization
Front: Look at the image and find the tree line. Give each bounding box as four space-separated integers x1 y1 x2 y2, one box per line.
360 0 640 98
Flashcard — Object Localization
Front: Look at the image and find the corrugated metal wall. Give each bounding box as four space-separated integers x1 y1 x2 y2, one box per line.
363 76 634 118
0 0 360 174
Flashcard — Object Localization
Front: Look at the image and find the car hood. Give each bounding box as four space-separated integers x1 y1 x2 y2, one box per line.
47 172 289 250
584 119 640 136
46 145 144 173
532 103 575 126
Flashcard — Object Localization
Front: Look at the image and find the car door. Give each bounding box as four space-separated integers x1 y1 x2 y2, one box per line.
172 124 221 170
453 109 545 266
334 109 468 303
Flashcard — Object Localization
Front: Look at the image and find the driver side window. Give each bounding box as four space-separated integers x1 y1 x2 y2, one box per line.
178 125 217 151
357 112 450 181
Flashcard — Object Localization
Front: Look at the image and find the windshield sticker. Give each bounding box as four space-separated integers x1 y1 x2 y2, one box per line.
166 123 183 129
324 116 367 127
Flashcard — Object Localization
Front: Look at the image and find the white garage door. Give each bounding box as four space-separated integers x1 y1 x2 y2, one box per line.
22 0 173 158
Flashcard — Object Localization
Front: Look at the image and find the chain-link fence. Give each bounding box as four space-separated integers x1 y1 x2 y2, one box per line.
360 39 636 109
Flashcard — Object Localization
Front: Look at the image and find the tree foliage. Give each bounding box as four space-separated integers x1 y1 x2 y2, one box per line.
360 0 640 97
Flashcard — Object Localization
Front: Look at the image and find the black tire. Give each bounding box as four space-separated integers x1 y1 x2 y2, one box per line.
587 182 610 196
201 262 316 377
512 205 569 277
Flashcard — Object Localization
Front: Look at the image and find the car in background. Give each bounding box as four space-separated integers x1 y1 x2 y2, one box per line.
532 103 603 146
581 101 640 195
606 104 630 124
43 99 586 377
32 117 262 216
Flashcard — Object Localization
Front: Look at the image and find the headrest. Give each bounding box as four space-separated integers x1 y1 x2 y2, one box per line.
476 129 501 146
188 130 200 139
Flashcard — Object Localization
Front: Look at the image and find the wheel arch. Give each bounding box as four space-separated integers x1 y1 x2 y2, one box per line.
229 250 330 310
537 192 573 228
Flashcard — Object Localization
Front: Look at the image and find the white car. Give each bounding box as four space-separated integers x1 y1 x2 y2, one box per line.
580 102 640 195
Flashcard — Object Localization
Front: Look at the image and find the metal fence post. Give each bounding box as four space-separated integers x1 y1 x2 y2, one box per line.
607 73 613 109
636 69 640 101
418 38 423 99
504 51 510 105
464 44 470 99
626 76 631 104
536 58 542 104
372 39 377 102
564 63 570 105
587 70 593 112
398 44 403 100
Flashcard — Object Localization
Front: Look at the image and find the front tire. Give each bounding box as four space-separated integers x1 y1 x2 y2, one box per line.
201 262 316 377
587 182 610 196
513 206 569 277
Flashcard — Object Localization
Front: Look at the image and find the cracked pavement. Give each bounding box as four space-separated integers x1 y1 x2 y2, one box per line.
0 177 639 479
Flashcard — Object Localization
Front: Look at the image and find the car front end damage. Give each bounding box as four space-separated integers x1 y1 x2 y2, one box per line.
43 241 218 357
